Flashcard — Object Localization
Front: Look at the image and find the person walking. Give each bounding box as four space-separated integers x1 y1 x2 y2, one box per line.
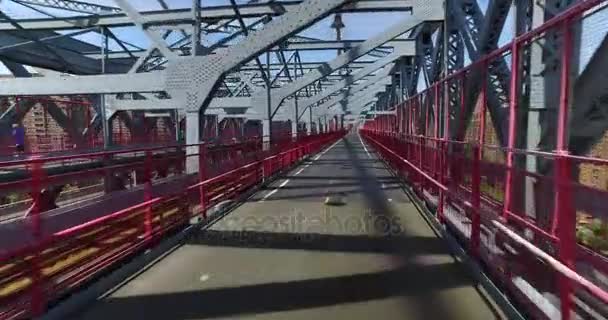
12 123 25 155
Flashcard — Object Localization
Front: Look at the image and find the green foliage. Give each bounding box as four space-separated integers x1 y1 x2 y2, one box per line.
577 217 608 254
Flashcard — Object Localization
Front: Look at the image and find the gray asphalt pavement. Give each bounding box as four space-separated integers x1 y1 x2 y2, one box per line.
75 133 506 320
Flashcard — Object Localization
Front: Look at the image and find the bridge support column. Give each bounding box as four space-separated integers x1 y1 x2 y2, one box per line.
186 111 200 174
291 119 298 139
306 106 313 135
292 98 299 139
262 119 271 150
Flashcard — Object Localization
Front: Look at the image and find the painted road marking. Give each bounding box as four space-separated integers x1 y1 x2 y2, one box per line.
260 137 342 202
358 133 372 158
259 179 291 202
314 138 342 161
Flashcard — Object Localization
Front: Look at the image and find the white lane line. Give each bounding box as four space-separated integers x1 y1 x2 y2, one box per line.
313 138 342 161
358 133 372 158
259 137 342 202
259 179 291 202
259 189 278 202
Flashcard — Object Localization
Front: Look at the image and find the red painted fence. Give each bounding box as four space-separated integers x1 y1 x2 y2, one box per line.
360 1 608 319
0 130 345 319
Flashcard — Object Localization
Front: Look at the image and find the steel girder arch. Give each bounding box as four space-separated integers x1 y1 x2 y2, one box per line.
0 60 88 146
415 22 442 89
408 22 440 97
443 0 465 138
252 2 443 122
162 0 352 172
449 0 513 146
527 0 581 159
567 33 608 157
295 42 413 114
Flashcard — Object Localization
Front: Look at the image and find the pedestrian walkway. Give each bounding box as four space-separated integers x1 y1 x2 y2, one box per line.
75 133 506 320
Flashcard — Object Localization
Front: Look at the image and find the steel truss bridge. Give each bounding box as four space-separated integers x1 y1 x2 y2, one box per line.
0 0 608 319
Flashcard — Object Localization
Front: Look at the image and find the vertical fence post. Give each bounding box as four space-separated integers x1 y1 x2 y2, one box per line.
471 143 481 257
29 159 45 316
198 143 207 219
472 60 488 259
555 19 575 320
144 150 153 241
479 61 488 151
438 80 448 223
434 84 440 195
503 39 520 222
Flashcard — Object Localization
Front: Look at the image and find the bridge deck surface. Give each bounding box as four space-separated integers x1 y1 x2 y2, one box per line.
75 133 505 320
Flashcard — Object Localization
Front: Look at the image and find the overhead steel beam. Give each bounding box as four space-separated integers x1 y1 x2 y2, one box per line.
87 39 406 60
296 42 414 111
0 31 131 74
0 61 86 144
166 0 354 115
107 97 253 111
13 0 121 14
316 78 391 113
113 0 176 59
0 72 165 95
317 65 394 114
339 95 380 115
255 5 442 118
0 1 416 31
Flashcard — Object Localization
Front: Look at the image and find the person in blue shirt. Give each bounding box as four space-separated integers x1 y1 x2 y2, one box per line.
12 123 25 154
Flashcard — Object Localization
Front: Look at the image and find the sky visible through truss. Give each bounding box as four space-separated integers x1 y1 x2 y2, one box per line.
0 0 605 81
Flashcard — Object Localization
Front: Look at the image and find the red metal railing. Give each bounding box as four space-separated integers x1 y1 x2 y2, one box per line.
361 1 608 319
3 96 185 156
0 130 345 319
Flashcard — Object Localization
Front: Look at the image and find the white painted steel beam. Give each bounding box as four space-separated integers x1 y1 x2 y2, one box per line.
254 10 435 117
298 58 399 111
316 77 392 112
0 1 417 31
0 72 164 95
167 0 352 113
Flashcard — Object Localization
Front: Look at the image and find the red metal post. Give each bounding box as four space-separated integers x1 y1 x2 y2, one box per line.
471 143 481 257
471 62 488 257
424 94 430 188
418 97 424 193
29 159 45 316
144 150 153 241
502 40 520 222
438 79 450 223
434 84 440 190
459 73 467 139
198 143 208 219
554 20 575 320
479 61 488 150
